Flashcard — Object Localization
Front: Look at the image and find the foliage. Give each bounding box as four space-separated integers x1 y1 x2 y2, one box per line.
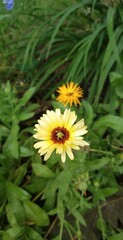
0 0 123 239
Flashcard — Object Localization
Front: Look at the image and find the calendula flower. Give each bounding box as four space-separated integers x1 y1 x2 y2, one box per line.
56 82 83 106
33 108 89 163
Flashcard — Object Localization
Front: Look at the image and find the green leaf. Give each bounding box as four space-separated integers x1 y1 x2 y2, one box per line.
0 14 11 21
51 236 60 240
93 115 123 134
43 178 58 211
25 177 46 194
24 103 39 112
3 121 19 159
86 157 110 171
23 200 49 226
52 100 66 111
0 181 6 206
56 168 72 197
110 72 123 98
32 163 55 178
6 181 31 201
20 146 34 157
82 100 94 126
0 124 9 140
57 196 64 220
47 2 85 57
6 203 17 226
94 21 123 105
14 163 27 185
18 112 35 121
72 209 86 226
15 87 36 111
106 8 121 69
101 187 119 198
108 232 123 240
6 199 25 226
26 227 43 240
3 225 24 240
94 189 106 202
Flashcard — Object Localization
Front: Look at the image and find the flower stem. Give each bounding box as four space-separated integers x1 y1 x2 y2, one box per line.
59 219 64 240
97 202 106 240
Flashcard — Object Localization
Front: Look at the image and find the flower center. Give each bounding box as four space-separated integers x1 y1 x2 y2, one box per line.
51 127 69 144
66 92 74 96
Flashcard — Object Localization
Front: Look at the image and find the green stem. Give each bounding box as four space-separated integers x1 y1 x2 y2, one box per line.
97 202 106 240
90 148 114 155
76 219 82 240
59 219 64 240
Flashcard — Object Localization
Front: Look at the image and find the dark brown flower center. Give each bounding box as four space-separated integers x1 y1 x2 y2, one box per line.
51 127 69 144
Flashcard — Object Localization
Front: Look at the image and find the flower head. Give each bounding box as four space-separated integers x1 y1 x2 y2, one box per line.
56 82 83 106
33 108 89 163
2 0 14 10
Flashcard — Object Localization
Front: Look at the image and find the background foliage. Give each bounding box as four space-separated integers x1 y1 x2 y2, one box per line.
0 0 123 239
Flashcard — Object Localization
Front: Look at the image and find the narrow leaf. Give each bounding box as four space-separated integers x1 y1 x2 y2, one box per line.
23 200 49 226
3 121 19 159
32 163 55 178
3 225 24 240
27 227 43 240
93 115 123 133
15 87 36 111
6 181 31 201
108 232 123 240
86 158 110 171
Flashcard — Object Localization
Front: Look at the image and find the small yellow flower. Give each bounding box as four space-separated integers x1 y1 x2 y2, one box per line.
33 108 89 163
56 82 83 106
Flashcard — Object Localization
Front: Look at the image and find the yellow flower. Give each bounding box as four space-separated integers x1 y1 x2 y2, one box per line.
33 108 89 163
56 82 83 106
